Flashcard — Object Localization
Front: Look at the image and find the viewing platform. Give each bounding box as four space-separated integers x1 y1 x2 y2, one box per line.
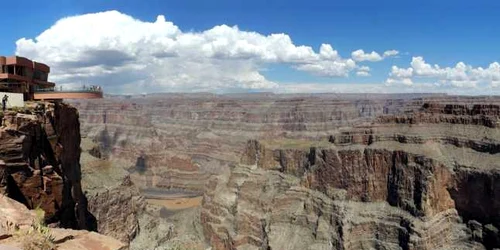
33 86 103 101
1 55 104 109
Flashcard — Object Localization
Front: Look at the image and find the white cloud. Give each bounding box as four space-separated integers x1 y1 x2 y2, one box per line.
383 50 399 57
358 66 370 72
319 44 339 60
277 83 387 93
356 71 370 77
385 77 413 86
351 49 399 62
356 66 371 77
386 56 500 89
386 66 413 85
295 59 356 77
351 49 383 62
15 10 391 93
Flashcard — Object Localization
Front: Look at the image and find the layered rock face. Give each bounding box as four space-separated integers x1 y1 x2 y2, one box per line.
70 93 442 193
0 102 126 249
80 137 208 249
0 102 96 230
202 165 481 250
86 176 145 243
79 137 147 245
202 98 500 250
72 94 500 249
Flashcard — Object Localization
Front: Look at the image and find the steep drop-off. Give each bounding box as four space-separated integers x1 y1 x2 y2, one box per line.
203 100 500 250
0 102 96 230
0 102 126 249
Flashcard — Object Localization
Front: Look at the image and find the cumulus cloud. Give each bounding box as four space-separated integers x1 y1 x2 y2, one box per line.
386 56 500 89
294 59 356 77
14 10 395 93
356 66 371 77
351 49 399 62
386 66 414 85
351 50 383 62
383 50 399 57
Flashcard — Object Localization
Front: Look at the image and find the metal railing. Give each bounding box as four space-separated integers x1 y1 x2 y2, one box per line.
34 85 103 93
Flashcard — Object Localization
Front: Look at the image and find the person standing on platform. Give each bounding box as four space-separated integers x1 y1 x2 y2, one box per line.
2 95 8 112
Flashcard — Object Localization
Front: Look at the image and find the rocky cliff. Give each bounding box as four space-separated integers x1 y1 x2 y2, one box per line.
202 98 500 250
0 102 126 249
0 102 96 229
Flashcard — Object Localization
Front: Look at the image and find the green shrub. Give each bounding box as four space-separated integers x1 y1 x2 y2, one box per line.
14 207 56 250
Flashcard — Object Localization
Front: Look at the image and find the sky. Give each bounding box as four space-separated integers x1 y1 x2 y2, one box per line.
2 0 500 94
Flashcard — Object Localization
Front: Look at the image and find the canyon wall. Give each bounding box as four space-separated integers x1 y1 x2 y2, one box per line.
71 93 441 193
72 94 500 249
203 98 500 250
0 102 126 249
0 102 96 230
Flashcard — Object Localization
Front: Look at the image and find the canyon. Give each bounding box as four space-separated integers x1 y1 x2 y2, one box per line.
1 93 498 250
69 93 500 250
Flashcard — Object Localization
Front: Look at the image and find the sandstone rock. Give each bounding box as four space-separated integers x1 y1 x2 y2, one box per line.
0 194 36 227
202 164 484 250
0 102 96 230
86 176 146 243
0 195 126 250
0 245 22 250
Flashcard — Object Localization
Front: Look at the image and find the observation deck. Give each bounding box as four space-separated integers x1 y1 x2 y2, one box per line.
33 86 103 100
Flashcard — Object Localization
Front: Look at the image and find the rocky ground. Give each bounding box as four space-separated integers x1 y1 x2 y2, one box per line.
69 93 500 250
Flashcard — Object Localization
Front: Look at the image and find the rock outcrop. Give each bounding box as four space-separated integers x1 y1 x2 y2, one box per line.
0 194 127 250
202 164 483 250
86 176 145 243
0 102 96 230
79 137 146 245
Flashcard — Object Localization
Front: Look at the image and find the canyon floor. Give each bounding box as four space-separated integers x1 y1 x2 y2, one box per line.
71 93 500 249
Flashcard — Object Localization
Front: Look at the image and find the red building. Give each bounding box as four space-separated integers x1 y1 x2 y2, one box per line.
0 56 55 100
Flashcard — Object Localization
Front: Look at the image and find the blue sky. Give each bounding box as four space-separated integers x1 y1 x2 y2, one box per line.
3 0 500 94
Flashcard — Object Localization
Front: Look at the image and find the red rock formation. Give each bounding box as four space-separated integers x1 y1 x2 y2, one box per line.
0 102 96 231
201 164 483 250
204 97 500 250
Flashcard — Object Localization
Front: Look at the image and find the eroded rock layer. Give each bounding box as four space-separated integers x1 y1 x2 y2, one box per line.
72 94 500 249
202 165 483 250
0 102 96 230
71 93 453 192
